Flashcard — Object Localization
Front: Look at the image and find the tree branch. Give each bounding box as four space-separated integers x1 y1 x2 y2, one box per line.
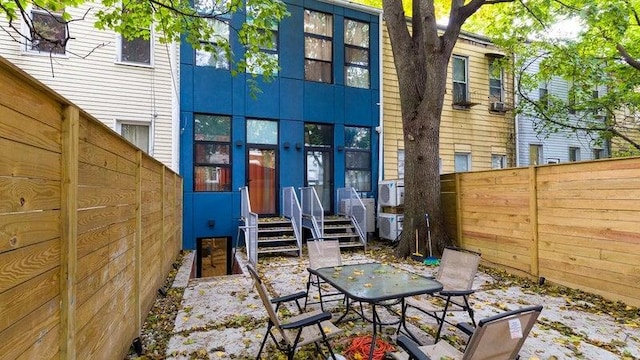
616 43 640 70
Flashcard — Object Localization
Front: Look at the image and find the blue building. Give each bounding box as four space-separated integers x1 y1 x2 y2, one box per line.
179 0 381 262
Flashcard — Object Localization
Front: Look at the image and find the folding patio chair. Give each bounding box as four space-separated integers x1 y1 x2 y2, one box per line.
400 247 481 342
391 305 543 360
247 265 342 360
304 239 345 311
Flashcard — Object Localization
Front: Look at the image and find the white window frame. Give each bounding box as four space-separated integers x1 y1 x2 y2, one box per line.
569 146 580 162
488 60 503 102
452 55 469 105
116 30 154 67
23 5 69 57
491 154 506 169
454 152 471 172
116 119 153 154
529 144 543 165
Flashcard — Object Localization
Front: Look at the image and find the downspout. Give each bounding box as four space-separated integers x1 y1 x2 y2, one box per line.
513 54 520 167
378 12 384 184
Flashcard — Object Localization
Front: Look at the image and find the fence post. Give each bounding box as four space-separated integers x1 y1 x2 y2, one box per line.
60 105 79 360
455 173 463 246
529 166 539 277
162 166 167 274
135 151 143 332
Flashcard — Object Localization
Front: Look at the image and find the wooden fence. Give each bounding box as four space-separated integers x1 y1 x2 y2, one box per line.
442 158 640 306
0 57 183 359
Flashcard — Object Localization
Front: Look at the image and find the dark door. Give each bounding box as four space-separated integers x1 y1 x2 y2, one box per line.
304 124 333 213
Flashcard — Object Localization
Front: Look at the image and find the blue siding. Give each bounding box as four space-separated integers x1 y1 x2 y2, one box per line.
180 0 381 249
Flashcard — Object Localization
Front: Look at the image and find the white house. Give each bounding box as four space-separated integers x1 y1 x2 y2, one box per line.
0 3 180 171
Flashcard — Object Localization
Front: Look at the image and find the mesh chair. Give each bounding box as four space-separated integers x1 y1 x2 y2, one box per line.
247 265 342 360
305 239 344 311
400 247 481 342
391 305 542 360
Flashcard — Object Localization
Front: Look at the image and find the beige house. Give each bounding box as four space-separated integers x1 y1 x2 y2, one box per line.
0 3 180 171
382 25 515 178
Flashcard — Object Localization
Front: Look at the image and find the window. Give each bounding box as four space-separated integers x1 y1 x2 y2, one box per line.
529 144 543 165
304 10 333 83
491 154 506 169
569 147 580 162
194 114 232 191
538 86 549 108
397 149 404 179
489 60 503 102
119 122 150 153
246 2 279 75
118 31 151 65
452 56 468 105
344 127 371 191
344 19 369 88
454 152 471 172
592 89 604 117
593 148 603 159
29 6 67 54
195 0 231 69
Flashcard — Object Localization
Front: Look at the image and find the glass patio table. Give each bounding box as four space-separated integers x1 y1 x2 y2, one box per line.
309 262 443 360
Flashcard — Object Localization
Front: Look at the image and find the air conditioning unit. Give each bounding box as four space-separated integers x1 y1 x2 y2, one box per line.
378 180 404 207
490 102 506 112
378 213 403 241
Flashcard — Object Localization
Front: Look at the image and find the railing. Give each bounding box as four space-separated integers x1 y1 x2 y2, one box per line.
300 186 324 238
240 186 258 265
337 187 367 248
282 187 302 256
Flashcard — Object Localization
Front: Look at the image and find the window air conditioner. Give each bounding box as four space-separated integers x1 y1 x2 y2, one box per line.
378 213 403 241
490 102 506 112
378 180 404 207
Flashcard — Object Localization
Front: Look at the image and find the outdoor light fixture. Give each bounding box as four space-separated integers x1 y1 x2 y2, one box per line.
337 145 344 152
283 142 291 149
235 140 243 147
295 143 302 150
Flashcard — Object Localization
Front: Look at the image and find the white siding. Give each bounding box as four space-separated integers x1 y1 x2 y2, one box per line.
516 57 607 166
0 3 179 171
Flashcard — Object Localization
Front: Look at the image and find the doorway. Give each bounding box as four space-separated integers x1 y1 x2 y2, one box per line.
196 237 230 277
304 123 333 213
246 119 279 215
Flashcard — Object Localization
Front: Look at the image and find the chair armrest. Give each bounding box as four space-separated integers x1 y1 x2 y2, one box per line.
281 311 332 329
396 336 431 360
439 289 474 296
456 322 475 336
271 291 307 304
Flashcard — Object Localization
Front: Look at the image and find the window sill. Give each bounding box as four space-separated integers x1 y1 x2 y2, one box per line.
21 49 69 59
452 102 479 110
114 61 155 69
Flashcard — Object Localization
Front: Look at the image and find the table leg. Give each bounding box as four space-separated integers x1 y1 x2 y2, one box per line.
368 303 377 360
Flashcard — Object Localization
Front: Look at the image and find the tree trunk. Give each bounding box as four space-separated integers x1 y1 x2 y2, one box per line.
394 52 454 258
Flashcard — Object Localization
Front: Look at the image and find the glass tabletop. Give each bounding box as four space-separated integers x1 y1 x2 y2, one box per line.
311 262 443 303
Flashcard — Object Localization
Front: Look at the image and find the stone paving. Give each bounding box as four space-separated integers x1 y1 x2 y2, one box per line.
164 248 640 359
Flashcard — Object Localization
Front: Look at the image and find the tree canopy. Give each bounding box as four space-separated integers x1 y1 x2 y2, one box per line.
470 0 640 155
0 0 288 79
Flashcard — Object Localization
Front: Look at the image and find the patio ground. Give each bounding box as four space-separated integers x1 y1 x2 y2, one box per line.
133 243 640 359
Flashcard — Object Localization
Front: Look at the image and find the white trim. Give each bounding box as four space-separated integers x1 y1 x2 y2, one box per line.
116 118 154 155
115 29 154 67
21 5 70 57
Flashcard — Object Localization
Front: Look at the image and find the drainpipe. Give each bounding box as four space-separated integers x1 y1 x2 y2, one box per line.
378 12 384 184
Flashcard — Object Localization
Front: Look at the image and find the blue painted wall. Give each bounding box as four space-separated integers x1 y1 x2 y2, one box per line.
180 0 380 250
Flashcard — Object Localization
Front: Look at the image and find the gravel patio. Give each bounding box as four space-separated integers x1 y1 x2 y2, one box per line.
132 244 640 360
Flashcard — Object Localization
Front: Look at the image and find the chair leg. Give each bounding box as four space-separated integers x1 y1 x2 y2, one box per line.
434 296 453 342
304 274 313 310
463 295 476 327
318 323 338 360
256 323 272 359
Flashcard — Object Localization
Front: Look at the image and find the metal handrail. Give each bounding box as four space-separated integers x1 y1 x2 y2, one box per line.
282 187 302 256
300 186 324 238
240 186 258 265
337 187 367 249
